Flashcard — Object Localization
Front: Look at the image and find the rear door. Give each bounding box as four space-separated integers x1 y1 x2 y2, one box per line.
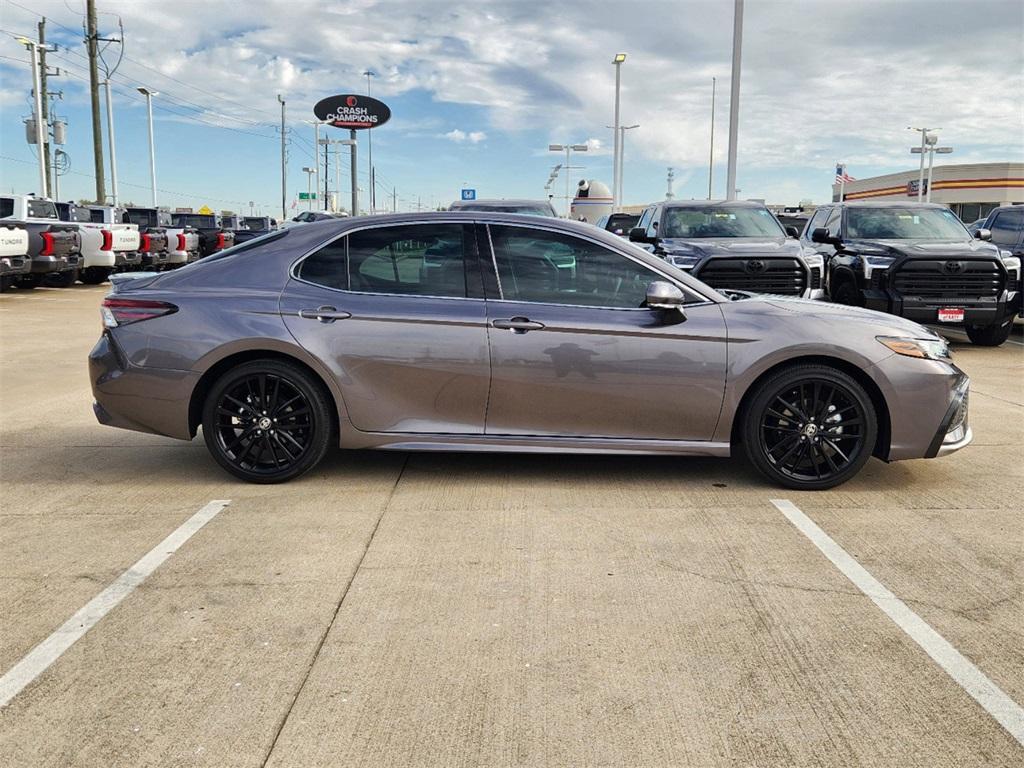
988 208 1024 256
280 221 491 434
480 222 727 441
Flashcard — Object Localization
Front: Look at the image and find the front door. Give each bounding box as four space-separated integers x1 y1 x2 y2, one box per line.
280 222 490 434
481 223 728 441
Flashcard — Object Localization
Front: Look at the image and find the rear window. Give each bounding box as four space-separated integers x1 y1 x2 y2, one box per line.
183 228 290 267
28 199 58 220
173 214 218 228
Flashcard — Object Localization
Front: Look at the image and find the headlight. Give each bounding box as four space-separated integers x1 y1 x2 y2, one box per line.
877 336 951 360
863 255 896 279
665 254 699 270
803 252 824 270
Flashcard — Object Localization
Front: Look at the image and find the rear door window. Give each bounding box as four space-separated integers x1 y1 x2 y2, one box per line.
989 209 1024 247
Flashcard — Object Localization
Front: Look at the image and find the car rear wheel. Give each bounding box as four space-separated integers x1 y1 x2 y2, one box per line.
830 279 862 307
46 268 79 288
964 320 1012 347
742 365 877 490
201 360 333 484
80 267 113 285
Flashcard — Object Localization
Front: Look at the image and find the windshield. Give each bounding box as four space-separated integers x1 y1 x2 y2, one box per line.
453 203 554 216
846 207 970 240
660 206 785 238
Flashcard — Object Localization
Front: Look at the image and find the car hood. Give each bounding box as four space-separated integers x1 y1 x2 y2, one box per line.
741 294 940 338
657 236 803 259
844 238 1000 259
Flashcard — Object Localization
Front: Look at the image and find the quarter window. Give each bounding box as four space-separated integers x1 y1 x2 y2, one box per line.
804 208 829 239
989 209 1024 247
824 207 842 236
489 225 660 309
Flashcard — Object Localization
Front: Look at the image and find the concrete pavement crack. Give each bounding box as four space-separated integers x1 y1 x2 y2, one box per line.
257 453 411 768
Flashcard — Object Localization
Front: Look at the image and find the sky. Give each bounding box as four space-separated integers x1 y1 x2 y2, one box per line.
1 0 1022 217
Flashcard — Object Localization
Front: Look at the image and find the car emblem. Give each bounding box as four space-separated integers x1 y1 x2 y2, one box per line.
745 259 767 273
944 261 965 274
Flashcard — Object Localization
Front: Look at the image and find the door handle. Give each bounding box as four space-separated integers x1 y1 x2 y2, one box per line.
298 306 352 323
492 317 545 333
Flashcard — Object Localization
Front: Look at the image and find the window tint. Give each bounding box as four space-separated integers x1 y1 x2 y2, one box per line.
490 225 659 309
824 208 842 235
0 198 14 218
989 209 1024 246
349 224 467 297
637 206 653 232
804 208 828 239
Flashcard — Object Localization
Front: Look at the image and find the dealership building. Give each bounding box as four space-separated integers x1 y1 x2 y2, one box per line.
833 162 1023 222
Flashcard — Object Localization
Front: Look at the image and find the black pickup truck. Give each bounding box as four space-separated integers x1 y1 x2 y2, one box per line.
803 201 1020 346
231 215 277 245
978 205 1023 317
124 207 171 269
170 213 235 258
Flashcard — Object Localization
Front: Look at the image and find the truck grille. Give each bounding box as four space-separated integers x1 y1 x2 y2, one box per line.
695 258 807 295
892 259 1003 298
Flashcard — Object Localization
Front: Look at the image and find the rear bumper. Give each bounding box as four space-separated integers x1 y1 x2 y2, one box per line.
1 254 31 276
30 253 80 274
140 250 170 268
115 250 142 267
89 331 196 440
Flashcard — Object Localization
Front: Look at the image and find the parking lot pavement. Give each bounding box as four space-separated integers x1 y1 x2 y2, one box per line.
1 286 1022 766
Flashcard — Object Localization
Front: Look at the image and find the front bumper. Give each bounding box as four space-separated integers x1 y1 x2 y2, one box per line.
926 375 971 458
864 289 1016 327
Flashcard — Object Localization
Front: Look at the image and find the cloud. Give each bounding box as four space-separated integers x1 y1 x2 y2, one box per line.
443 129 487 143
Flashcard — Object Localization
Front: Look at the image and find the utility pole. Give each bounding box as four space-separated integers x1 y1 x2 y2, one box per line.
708 76 716 199
85 0 105 203
312 121 320 212
323 133 329 211
363 70 376 212
349 129 359 216
37 19 53 195
392 187 397 213
277 95 286 221
666 167 675 200
725 0 743 200
18 36 49 198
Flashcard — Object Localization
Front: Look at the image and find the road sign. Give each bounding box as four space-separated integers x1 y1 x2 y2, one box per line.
298 192 317 200
197 205 213 215
461 189 476 201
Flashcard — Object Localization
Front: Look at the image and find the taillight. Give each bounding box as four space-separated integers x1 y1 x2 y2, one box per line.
101 298 178 328
176 233 187 250
140 233 152 252
100 230 113 251
216 232 226 249
40 231 55 256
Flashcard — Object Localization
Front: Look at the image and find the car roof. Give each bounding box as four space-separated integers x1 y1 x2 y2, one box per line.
657 199 768 209
832 201 948 209
449 199 552 207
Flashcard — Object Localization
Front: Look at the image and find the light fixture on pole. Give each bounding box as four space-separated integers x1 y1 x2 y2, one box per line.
17 36 49 198
725 0 744 200
907 126 935 201
136 87 158 207
549 143 588 217
611 52 626 211
301 166 315 210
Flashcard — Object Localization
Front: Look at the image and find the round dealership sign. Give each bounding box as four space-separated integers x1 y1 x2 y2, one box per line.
313 94 391 130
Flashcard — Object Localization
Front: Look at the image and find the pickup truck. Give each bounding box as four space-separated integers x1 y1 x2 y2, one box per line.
802 201 1020 346
232 215 277 245
84 205 142 273
629 199 826 299
978 205 1023 317
0 194 81 288
0 221 31 292
123 207 171 270
53 203 141 285
170 213 234 257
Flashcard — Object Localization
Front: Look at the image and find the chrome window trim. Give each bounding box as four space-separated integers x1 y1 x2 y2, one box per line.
289 219 478 302
481 220 718 307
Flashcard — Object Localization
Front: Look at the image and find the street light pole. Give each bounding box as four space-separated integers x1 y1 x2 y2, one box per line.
611 53 626 212
549 143 588 217
363 69 376 212
619 124 639 206
302 167 314 210
725 0 743 200
908 127 934 202
349 132 359 216
137 87 158 207
277 95 286 222
708 76 716 199
103 78 119 205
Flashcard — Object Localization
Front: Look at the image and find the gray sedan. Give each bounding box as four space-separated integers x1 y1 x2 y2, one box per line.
89 213 971 489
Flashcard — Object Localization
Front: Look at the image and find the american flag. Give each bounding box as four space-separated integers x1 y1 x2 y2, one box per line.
835 164 855 184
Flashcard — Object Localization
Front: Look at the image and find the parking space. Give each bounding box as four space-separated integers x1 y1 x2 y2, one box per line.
1 286 1022 767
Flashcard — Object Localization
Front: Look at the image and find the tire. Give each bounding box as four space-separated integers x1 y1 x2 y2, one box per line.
741 364 878 490
15 274 40 289
45 268 79 288
201 360 333 484
964 320 1012 347
80 267 113 285
830 278 863 307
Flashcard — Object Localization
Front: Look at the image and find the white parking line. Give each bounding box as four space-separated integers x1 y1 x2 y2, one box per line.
0 499 230 709
771 499 1024 746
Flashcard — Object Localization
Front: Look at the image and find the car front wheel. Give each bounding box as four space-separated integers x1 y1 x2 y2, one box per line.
742 364 878 490
201 360 333 483
964 320 1012 347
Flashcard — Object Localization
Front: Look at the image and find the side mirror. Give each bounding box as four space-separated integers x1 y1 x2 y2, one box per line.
646 281 686 318
811 227 841 245
629 227 651 243
975 228 992 241
785 226 800 238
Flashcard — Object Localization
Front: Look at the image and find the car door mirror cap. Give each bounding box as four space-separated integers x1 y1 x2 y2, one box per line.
811 227 842 246
975 228 992 241
646 280 687 318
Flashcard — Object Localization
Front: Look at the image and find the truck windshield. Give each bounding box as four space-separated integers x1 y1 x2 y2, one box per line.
660 206 784 238
847 207 969 240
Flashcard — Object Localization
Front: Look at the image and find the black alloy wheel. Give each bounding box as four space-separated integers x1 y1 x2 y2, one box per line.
202 360 332 483
743 365 877 490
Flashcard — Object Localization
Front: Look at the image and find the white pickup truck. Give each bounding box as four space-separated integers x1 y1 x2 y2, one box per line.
0 221 31 292
54 202 141 285
0 194 81 288
164 220 201 266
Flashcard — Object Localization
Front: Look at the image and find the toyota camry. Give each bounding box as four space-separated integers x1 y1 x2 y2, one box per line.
89 213 971 489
